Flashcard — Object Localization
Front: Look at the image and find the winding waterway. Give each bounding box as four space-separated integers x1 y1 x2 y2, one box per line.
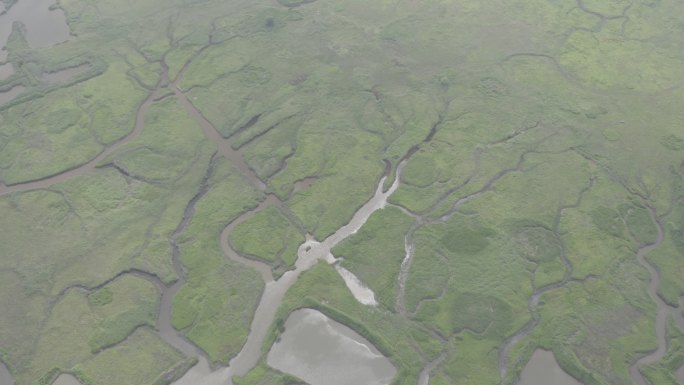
0 86 163 195
628 204 675 385
4 6 679 385
169 160 404 385
497 178 594 383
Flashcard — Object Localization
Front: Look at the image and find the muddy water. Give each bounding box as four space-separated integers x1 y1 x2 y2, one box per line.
51 373 82 385
518 350 582 385
170 162 404 385
0 0 71 62
267 309 396 385
0 361 14 385
42 63 91 84
0 84 24 105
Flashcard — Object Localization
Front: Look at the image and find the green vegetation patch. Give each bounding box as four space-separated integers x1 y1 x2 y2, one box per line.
73 328 188 385
8 274 159 384
641 320 684 385
333 206 414 310
258 263 441 385
440 217 496 254
229 206 304 271
233 362 305 385
172 157 264 364
416 292 513 339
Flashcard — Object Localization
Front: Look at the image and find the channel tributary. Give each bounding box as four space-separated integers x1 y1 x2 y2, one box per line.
628 204 684 385
169 160 405 385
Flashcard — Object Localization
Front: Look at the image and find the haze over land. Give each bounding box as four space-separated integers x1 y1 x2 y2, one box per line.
1 0 684 385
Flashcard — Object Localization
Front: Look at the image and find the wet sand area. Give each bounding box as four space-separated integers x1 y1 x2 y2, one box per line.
518 350 583 385
267 308 396 385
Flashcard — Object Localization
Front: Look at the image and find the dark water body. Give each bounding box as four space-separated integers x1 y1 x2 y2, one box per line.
0 84 24 105
518 350 583 385
267 309 396 385
0 0 70 62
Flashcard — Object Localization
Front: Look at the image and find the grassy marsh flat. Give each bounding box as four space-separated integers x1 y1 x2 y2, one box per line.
1 0 684 385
